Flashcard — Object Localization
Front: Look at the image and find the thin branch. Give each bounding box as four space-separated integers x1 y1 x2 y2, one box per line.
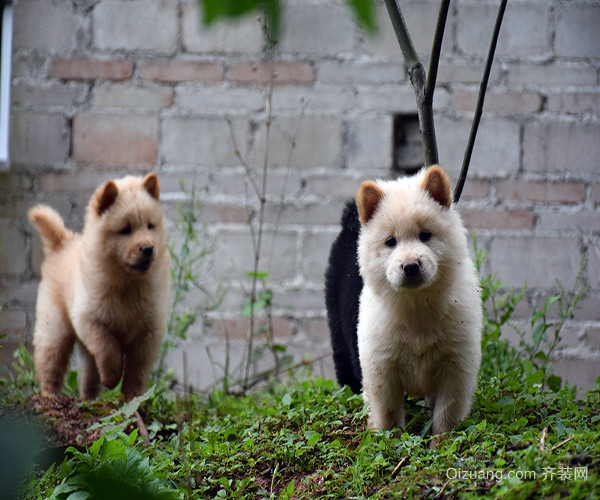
425 0 451 104
382 0 420 69
454 0 508 202
383 0 438 167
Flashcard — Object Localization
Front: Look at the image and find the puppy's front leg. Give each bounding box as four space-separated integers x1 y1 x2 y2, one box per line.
364 377 405 430
121 330 163 401
77 322 124 389
431 369 477 436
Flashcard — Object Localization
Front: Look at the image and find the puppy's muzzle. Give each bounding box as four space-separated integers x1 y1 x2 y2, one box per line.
401 259 424 288
132 244 154 271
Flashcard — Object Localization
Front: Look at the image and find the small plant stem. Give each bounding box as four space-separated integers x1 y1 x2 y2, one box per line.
383 0 438 167
454 0 508 202
243 41 276 391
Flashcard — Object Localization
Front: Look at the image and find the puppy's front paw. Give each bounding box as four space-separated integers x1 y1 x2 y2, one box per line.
429 433 448 449
97 355 123 389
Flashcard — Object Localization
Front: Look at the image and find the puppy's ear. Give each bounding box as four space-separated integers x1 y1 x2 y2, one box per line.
357 181 385 225
94 180 119 216
422 165 452 209
142 173 160 200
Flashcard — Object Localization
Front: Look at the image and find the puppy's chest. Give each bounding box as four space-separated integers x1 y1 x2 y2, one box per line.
96 290 156 342
372 334 442 395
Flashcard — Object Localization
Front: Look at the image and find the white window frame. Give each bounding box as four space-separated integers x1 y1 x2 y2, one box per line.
0 1 13 169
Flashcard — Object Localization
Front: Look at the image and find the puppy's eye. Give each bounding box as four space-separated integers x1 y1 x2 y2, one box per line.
120 226 132 235
147 223 154 230
385 236 397 248
419 231 432 242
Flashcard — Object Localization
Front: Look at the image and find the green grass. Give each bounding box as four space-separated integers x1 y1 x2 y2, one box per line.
3 248 599 498
14 370 600 499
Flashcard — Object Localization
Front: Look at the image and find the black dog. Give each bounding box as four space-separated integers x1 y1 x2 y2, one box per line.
325 201 363 394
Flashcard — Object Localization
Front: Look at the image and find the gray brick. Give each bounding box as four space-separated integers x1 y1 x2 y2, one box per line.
161 116 249 166
13 0 77 52
0 224 27 278
276 289 327 313
523 121 600 175
553 358 600 394
271 86 355 112
182 3 264 54
453 90 543 116
346 115 393 171
318 60 405 85
92 85 174 109
356 86 416 113
457 2 551 58
435 116 520 178
261 203 343 226
278 3 357 55
11 84 88 109
588 237 600 290
546 92 600 115
489 237 582 289
210 229 298 282
574 295 600 322
589 328 600 350
209 170 303 198
0 173 33 194
555 4 600 59
304 173 362 201
301 230 338 283
252 116 342 169
9 113 70 165
0 308 27 342
93 0 178 53
175 86 265 113
72 113 158 165
506 63 598 87
437 59 502 85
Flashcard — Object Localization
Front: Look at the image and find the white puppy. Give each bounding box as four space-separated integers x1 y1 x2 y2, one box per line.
356 165 482 436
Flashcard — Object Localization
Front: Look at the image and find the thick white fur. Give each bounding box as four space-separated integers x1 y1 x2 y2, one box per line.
357 166 482 435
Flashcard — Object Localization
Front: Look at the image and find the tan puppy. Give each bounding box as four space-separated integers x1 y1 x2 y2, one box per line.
356 165 482 436
29 173 170 400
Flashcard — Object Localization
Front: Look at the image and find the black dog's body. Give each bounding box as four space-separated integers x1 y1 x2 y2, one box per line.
325 201 363 394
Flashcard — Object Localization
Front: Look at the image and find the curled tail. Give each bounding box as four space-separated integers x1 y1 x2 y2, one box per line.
28 205 72 253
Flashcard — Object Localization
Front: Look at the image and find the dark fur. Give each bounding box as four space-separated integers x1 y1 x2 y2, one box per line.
325 201 363 393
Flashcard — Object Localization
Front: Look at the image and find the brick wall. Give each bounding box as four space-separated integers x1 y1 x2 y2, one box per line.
2 0 599 391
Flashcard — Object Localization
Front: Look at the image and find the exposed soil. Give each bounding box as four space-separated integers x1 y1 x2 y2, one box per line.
28 394 115 448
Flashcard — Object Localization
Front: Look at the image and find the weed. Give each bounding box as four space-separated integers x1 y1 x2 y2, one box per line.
158 182 224 377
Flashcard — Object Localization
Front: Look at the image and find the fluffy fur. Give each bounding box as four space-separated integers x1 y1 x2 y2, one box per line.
29 173 170 401
326 165 482 435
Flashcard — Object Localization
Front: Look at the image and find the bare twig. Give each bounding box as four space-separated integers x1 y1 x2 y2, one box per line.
454 0 508 202
539 426 548 451
549 434 574 452
134 410 150 447
436 478 452 499
390 455 409 479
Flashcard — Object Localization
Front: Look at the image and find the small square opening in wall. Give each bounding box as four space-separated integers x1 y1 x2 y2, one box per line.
392 114 422 176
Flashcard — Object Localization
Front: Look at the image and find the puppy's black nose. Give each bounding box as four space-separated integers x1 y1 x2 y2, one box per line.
403 260 420 277
141 245 154 258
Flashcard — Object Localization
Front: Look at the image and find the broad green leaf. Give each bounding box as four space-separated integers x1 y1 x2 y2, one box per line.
347 0 377 33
